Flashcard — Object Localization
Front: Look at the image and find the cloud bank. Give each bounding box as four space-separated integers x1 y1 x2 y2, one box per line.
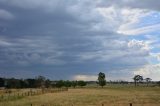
0 0 159 81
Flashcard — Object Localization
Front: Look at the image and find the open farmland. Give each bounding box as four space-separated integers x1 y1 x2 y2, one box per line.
0 86 160 106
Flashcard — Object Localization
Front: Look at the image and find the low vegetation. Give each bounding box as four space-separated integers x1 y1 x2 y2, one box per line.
0 86 160 106
0 73 160 106
0 76 87 89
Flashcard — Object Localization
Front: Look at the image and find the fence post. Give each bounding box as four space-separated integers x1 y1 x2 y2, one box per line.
130 103 132 106
1 95 3 99
31 103 32 106
102 103 104 106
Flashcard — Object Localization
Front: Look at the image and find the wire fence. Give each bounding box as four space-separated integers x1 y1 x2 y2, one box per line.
0 88 68 102
21 103 160 106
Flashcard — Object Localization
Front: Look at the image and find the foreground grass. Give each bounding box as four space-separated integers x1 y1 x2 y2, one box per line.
0 86 160 106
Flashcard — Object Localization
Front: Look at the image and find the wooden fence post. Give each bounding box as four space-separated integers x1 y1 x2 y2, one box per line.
102 103 104 106
130 103 132 106
1 95 3 99
31 103 32 106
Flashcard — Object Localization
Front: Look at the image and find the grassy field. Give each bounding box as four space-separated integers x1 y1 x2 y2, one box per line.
0 86 160 106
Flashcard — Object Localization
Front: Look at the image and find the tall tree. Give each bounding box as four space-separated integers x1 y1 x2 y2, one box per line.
98 72 106 88
145 78 152 87
133 75 143 87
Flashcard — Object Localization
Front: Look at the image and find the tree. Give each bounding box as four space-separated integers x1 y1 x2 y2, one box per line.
56 80 64 88
145 78 152 86
133 75 143 87
71 81 77 88
36 76 46 88
45 79 51 88
77 80 87 87
6 78 21 88
0 78 5 87
19 79 27 88
25 79 37 88
64 80 72 88
157 81 160 87
98 72 106 88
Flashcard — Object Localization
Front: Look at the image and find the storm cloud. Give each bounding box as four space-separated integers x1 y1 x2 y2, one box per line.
0 0 159 81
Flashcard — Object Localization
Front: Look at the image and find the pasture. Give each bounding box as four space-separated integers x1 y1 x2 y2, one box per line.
0 86 160 106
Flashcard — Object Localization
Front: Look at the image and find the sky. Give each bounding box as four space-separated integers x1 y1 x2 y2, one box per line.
0 0 160 81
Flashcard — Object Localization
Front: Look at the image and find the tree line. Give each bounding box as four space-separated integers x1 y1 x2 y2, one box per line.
0 72 107 89
0 76 87 89
0 73 160 89
97 72 160 87
132 75 157 87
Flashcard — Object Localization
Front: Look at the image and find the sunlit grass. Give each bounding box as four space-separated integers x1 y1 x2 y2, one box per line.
0 86 160 106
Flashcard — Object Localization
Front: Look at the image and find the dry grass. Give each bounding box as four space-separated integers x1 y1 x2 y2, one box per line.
0 86 160 106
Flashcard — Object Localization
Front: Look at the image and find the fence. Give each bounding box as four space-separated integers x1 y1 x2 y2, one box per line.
26 103 160 106
0 88 68 102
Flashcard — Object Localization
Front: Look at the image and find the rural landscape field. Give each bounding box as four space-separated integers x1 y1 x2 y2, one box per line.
0 85 160 106
0 0 160 106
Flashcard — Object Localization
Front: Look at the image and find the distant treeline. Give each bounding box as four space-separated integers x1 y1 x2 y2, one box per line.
0 76 160 89
105 80 160 88
0 76 87 89
107 80 160 85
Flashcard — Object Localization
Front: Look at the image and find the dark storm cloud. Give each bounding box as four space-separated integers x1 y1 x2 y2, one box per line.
0 0 153 80
99 0 160 11
125 0 160 11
